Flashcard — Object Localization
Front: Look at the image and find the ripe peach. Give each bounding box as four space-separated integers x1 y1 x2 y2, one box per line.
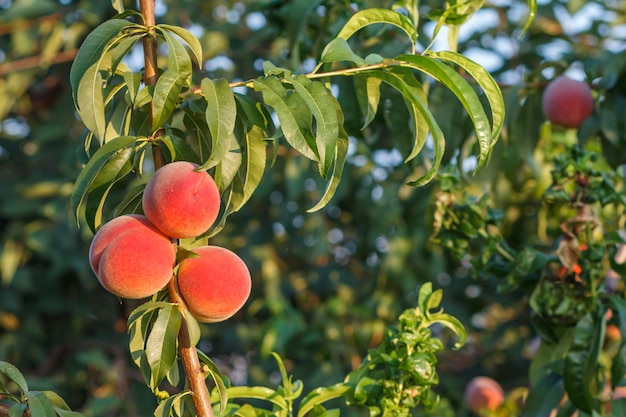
177 246 251 323
142 161 221 239
542 76 594 128
97 227 176 299
89 214 176 299
464 376 504 413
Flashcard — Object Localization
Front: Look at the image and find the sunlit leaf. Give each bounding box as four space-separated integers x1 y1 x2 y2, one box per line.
320 38 365 66
335 8 417 44
286 74 339 178
199 78 237 170
70 19 134 104
297 384 350 417
25 391 56 417
158 24 203 68
197 350 228 414
226 386 289 411
71 136 139 226
228 125 267 214
353 75 381 130
395 54 493 169
253 76 318 161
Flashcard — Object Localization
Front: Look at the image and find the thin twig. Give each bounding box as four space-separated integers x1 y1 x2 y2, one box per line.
0 49 78 75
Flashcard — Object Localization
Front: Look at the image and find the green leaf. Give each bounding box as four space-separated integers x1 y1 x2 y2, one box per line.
564 313 604 413
395 54 494 169
111 0 124 13
367 70 445 186
213 135 243 194
151 70 189 131
354 75 381 130
159 28 193 75
71 136 139 228
9 403 26 417
519 372 564 417
320 38 365 66
200 78 237 170
76 64 106 142
286 74 339 178
227 125 267 214
145 304 183 391
157 24 203 68
297 384 350 417
307 136 348 213
253 77 318 161
70 19 133 104
389 68 429 162
26 391 57 417
183 310 201 347
429 51 504 148
197 350 228 414
0 361 28 394
226 386 289 411
335 8 417 44
83 144 136 232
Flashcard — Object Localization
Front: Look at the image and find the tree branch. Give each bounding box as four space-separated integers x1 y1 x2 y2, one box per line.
138 1 214 416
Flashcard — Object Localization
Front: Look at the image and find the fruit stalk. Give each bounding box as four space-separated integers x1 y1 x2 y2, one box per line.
138 1 214 416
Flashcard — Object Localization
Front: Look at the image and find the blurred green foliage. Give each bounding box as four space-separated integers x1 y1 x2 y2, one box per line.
2 0 626 416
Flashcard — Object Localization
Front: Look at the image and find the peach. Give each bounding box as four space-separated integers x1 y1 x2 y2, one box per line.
89 214 176 299
464 376 504 413
97 227 176 299
89 214 158 275
177 246 251 323
142 161 221 238
542 76 594 128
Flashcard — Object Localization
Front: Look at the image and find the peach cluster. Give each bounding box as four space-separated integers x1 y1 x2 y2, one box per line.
88 161 251 323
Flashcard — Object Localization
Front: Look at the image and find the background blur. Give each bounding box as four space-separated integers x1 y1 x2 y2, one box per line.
1 0 626 415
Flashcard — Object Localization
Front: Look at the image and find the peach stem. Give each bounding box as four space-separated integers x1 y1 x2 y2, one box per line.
138 1 214 416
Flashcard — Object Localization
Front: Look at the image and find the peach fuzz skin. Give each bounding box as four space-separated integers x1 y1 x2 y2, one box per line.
142 161 221 239
464 376 504 413
89 214 176 299
177 246 251 323
89 214 163 275
542 76 594 129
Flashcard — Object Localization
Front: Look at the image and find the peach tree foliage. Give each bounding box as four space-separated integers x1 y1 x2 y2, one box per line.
431 144 626 416
59 0 502 416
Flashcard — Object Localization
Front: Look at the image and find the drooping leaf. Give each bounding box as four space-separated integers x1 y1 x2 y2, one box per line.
429 51 504 147
199 78 237 170
145 304 182 391
197 350 228 414
0 361 28 394
335 8 417 44
76 64 107 141
367 70 445 186
70 19 135 104
157 24 203 68
83 144 137 232
228 125 267 214
286 74 339 178
253 76 318 161
159 28 193 76
111 0 124 13
395 54 494 169
353 75 381 130
307 136 348 213
71 136 139 225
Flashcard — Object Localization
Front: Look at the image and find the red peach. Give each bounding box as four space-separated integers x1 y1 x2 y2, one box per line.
142 161 221 238
464 376 504 413
96 225 176 299
177 246 251 323
89 214 160 275
542 76 594 129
